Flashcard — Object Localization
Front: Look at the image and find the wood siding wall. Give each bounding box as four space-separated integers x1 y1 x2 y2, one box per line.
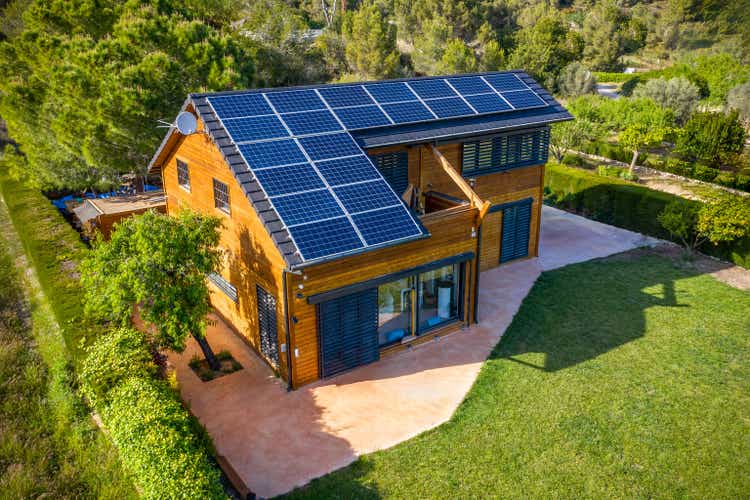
161 117 290 380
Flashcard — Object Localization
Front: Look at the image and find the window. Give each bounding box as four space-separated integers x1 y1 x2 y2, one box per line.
213 178 230 214
376 262 464 347
462 127 550 176
208 272 238 302
418 264 460 331
177 159 190 191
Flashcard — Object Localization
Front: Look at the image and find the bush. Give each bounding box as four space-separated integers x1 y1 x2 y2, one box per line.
714 173 738 189
103 377 225 500
80 327 156 408
676 110 746 167
596 165 637 181
592 71 634 83
693 164 719 182
544 163 750 268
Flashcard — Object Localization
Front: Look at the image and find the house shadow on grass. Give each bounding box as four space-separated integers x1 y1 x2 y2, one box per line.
493 251 699 372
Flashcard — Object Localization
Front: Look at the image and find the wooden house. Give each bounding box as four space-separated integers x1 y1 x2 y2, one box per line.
72 191 166 240
148 71 571 388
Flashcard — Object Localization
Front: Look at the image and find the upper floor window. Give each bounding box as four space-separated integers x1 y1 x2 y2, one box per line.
177 159 190 191
462 127 550 176
370 151 409 196
213 178 230 214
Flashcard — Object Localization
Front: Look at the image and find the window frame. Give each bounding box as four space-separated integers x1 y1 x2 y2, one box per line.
212 178 231 215
176 159 191 192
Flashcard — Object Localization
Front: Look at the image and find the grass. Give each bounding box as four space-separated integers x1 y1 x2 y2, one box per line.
0 206 135 496
286 253 750 498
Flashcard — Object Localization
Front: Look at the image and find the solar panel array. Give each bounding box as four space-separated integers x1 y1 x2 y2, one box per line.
206 73 548 263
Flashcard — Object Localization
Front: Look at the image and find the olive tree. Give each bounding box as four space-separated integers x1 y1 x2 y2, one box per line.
81 210 224 370
632 76 701 123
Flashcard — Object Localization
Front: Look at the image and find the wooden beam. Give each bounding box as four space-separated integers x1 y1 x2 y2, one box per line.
429 145 491 221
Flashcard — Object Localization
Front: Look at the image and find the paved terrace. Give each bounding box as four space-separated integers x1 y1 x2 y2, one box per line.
167 206 658 498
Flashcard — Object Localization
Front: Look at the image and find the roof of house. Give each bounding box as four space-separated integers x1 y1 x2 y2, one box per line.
148 71 571 269
72 191 166 224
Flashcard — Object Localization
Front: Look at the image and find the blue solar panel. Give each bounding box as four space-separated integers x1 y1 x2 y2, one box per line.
280 110 342 136
464 93 512 113
298 133 362 161
446 76 492 95
287 217 363 260
484 73 527 92
426 97 475 118
238 139 307 169
334 180 401 214
319 86 374 108
223 115 289 142
266 90 325 113
315 155 382 187
352 206 422 246
408 79 456 99
271 189 343 226
381 101 434 123
253 163 325 197
501 89 547 108
334 106 391 129
208 94 272 119
364 82 415 104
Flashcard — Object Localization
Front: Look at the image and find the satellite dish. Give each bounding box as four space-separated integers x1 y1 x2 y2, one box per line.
175 111 198 135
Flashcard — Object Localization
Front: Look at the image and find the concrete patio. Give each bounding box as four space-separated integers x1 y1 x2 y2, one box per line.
167 206 658 498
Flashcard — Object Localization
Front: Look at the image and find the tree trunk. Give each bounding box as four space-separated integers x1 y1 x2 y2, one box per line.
193 333 221 371
629 149 639 176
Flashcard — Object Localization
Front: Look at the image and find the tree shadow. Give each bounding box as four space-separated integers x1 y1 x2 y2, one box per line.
493 253 700 372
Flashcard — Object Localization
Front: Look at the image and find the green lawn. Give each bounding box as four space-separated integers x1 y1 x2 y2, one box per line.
287 252 750 498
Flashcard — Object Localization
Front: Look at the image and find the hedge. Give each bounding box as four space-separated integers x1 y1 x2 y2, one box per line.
0 165 227 498
544 163 750 268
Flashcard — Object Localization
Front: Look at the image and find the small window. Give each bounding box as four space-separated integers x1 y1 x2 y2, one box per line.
177 159 190 191
213 178 230 214
208 272 238 302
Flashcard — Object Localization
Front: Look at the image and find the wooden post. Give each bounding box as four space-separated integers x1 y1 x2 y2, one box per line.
429 145 491 222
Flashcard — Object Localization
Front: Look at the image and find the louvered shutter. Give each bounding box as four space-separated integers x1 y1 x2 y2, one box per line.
318 288 379 378
256 285 280 367
371 151 409 195
500 199 532 263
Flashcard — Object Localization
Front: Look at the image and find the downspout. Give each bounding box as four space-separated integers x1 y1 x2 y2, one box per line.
281 269 297 391
473 222 482 324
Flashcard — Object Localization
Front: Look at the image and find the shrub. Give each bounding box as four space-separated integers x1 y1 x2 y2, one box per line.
658 200 701 251
692 164 719 182
80 327 156 408
714 173 738 189
103 377 225 500
663 158 694 177
558 62 597 97
544 163 750 268
727 81 750 125
632 76 700 124
676 110 746 167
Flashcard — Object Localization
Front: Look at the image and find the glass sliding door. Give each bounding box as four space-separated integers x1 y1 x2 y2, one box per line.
377 277 413 347
418 264 460 332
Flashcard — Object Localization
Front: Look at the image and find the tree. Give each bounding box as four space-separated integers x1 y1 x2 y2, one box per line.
438 38 477 74
727 82 750 126
549 119 597 163
81 210 224 370
411 16 453 75
659 196 750 253
342 0 400 79
676 111 746 167
557 62 597 97
0 0 258 191
632 77 700 124
620 122 669 174
479 39 505 72
508 10 583 90
581 0 627 71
